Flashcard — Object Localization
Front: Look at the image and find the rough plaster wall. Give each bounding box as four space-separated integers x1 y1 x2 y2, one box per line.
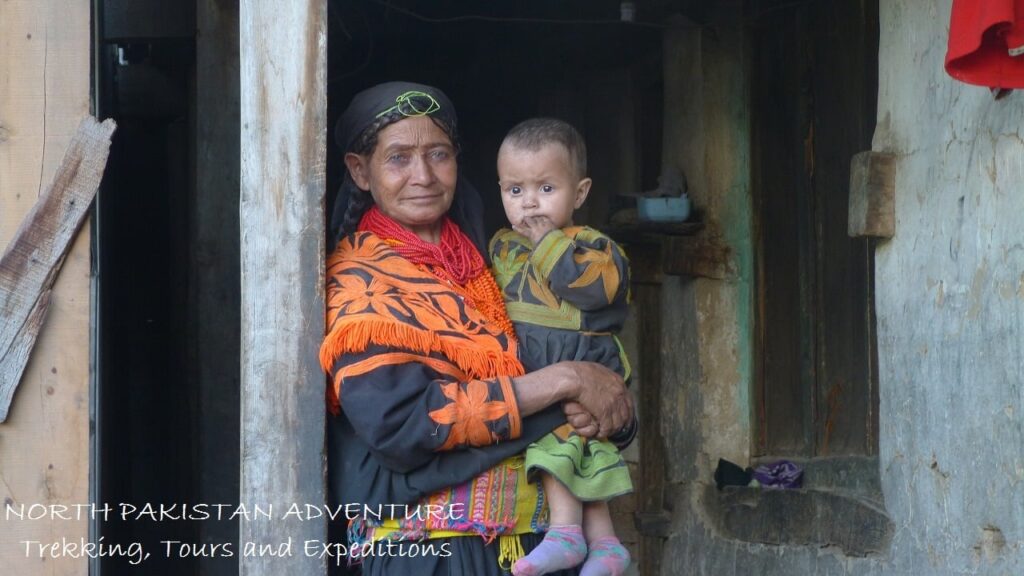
661 1 1024 574
0 1 91 574
872 0 1024 572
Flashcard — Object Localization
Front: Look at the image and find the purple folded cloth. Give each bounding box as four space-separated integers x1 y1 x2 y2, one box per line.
753 460 803 489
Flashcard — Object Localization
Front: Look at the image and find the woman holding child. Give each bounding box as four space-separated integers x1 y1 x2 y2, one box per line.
322 81 635 576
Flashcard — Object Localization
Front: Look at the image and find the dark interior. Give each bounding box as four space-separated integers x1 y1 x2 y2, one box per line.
327 0 666 237
94 2 664 574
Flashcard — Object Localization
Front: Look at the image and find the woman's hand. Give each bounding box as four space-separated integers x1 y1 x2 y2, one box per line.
562 361 633 439
512 361 632 439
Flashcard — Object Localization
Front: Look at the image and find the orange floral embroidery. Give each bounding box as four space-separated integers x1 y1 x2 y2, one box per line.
568 241 620 304
337 274 404 317
429 380 510 451
320 234 526 405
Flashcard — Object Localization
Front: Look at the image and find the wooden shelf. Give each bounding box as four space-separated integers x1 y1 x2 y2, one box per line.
604 220 704 244
604 219 735 282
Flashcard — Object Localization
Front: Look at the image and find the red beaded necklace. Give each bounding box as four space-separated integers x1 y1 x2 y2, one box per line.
359 206 483 284
357 206 516 340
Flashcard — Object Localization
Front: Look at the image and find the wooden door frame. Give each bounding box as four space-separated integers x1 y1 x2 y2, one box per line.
239 1 328 573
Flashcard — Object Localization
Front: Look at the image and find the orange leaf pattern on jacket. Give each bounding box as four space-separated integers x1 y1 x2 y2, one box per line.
528 272 562 310
429 380 512 450
568 240 620 305
489 227 630 324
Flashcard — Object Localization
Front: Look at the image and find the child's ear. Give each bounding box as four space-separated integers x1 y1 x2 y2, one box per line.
344 153 371 190
573 178 592 209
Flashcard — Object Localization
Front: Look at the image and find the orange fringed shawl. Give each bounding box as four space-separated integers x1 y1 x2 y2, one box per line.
320 232 525 414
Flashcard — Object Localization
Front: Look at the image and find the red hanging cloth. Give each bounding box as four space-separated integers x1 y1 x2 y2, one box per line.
945 0 1024 88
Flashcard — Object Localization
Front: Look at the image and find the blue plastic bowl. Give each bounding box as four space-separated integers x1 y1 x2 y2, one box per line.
637 196 691 222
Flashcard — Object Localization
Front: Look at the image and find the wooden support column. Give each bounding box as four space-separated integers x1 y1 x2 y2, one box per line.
239 1 326 574
196 2 241 573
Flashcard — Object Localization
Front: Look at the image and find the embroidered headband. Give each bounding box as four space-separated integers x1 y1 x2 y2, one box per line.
334 81 457 153
375 90 442 119
329 81 485 254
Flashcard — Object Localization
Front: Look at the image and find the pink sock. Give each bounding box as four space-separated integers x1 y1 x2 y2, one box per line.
579 536 631 576
512 525 587 576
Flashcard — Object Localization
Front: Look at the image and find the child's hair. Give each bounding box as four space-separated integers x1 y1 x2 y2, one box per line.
501 118 587 179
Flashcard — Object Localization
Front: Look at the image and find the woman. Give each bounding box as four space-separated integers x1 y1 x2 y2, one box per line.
322 81 635 576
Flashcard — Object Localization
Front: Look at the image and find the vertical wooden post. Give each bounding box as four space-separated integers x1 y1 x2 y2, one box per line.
630 246 670 576
196 2 242 573
239 1 326 574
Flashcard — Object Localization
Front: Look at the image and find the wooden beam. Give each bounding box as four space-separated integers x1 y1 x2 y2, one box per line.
848 151 896 238
239 1 326 574
0 116 116 422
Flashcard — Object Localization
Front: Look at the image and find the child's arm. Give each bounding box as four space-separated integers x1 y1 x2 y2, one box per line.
529 228 630 311
489 228 528 288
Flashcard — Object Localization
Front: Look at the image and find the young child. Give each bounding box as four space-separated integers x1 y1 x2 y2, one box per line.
489 118 634 576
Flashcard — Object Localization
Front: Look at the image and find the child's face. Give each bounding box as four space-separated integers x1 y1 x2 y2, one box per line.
497 143 592 232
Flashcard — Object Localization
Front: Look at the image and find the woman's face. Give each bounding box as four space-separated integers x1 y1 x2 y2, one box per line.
345 116 458 241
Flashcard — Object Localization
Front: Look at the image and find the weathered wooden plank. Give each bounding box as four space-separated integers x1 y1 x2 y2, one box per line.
0 1 93 573
751 7 815 456
239 0 326 573
0 116 116 422
848 150 896 239
812 0 879 456
195 1 242 574
0 288 51 409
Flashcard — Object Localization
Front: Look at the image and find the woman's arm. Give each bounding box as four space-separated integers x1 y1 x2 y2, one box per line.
334 348 632 472
329 403 566 508
335 346 526 471
511 361 633 439
330 350 632 509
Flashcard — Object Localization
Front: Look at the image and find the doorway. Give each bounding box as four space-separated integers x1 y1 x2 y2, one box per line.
751 0 881 458
93 1 666 575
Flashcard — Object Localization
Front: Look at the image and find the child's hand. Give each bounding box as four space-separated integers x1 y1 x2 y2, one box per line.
563 401 599 438
514 215 556 245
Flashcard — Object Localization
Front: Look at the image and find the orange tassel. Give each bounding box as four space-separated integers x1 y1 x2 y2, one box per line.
319 233 525 405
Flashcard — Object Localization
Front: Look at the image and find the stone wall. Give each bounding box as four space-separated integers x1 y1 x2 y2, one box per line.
872 0 1024 571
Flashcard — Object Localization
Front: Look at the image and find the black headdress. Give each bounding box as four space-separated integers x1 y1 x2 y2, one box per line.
329 81 486 253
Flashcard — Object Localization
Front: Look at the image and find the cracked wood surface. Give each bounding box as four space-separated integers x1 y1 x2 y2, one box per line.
0 117 115 422
239 1 327 573
0 1 93 573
